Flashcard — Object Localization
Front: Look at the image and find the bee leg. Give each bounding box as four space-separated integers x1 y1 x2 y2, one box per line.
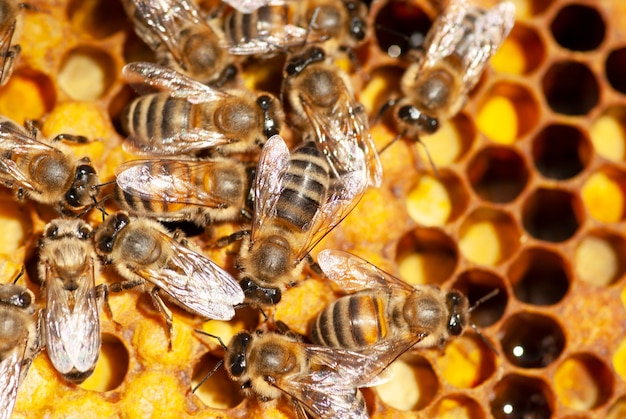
0 44 19 85
213 229 250 248
304 254 323 276
211 64 239 88
149 287 174 351
96 284 122 329
371 97 398 126
51 133 90 143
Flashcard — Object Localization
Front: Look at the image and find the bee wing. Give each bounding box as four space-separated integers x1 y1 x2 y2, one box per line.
0 18 17 86
122 129 232 156
44 260 100 376
424 0 515 95
223 0 274 13
122 62 229 102
250 134 291 242
300 83 382 188
0 342 25 419
317 249 415 293
223 23 327 55
116 159 234 207
136 232 244 320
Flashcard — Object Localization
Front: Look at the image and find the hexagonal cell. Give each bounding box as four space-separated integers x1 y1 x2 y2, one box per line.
67 0 127 39
416 112 476 166
373 0 431 57
0 199 32 254
192 352 244 408
476 81 540 144
438 333 497 389
467 145 529 203
58 46 116 101
375 355 438 411
532 123 592 180
430 394 485 419
79 333 129 392
500 312 565 369
522 188 583 242
581 166 626 223
550 4 605 52
613 338 626 382
405 170 469 226
360 65 405 117
453 269 508 327
0 68 56 123
458 208 521 266
590 106 626 162
554 353 614 411
514 0 555 18
606 47 626 95
396 227 458 286
491 23 546 75
508 247 570 305
607 396 626 419
575 230 626 286
123 29 157 64
490 374 554 419
543 61 599 116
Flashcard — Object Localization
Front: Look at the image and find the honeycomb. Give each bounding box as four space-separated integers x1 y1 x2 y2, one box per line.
2 0 626 417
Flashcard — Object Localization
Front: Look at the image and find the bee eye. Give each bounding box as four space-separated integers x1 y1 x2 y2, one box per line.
228 333 252 377
98 236 114 254
285 62 299 76
114 213 130 231
65 188 82 207
310 47 325 62
45 225 58 238
350 17 366 41
256 95 271 111
448 313 464 336
78 226 91 239
76 164 96 179
17 291 31 307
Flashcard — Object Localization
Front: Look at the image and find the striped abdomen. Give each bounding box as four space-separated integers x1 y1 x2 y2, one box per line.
311 291 389 349
224 5 290 48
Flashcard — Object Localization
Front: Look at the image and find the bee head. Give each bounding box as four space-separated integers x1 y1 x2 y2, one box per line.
256 95 281 138
65 160 99 210
226 332 253 378
96 212 130 255
239 278 282 305
446 291 469 337
397 104 440 135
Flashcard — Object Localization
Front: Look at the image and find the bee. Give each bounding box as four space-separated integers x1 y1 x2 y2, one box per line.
120 0 236 86
0 0 21 86
0 117 101 214
310 249 471 352
218 329 409 419
0 278 40 419
282 46 381 187
121 61 284 156
94 211 245 345
113 157 255 226
38 219 102 383
235 134 366 306
390 0 515 141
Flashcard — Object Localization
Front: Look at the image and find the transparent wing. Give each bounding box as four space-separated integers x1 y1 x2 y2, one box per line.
115 159 233 207
122 129 232 156
0 17 17 86
223 24 327 55
250 134 291 242
223 0 273 13
317 249 415 293
0 344 23 419
424 0 515 95
122 61 229 102
135 232 244 320
44 260 100 376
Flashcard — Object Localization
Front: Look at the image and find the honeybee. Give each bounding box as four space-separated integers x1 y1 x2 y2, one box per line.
94 211 245 344
310 249 470 352
0 117 101 214
0 0 21 86
391 0 515 140
121 61 284 156
218 329 410 419
0 279 40 419
283 46 381 187
114 157 254 226
38 219 102 383
121 0 236 86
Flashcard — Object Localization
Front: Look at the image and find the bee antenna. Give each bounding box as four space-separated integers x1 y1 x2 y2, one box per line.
194 329 228 350
468 289 500 313
192 359 224 394
258 307 269 321
94 179 117 189
12 266 25 284
470 322 499 356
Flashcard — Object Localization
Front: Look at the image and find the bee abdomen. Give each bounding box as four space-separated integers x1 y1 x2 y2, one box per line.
311 294 387 349
123 94 191 145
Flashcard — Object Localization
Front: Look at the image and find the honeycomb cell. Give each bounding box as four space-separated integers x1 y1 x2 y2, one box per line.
416 113 476 166
0 199 32 254
522 188 583 242
458 208 520 266
491 23 545 75
607 396 626 419
476 81 540 144
192 352 244 409
373 0 431 57
581 166 626 223
508 247 570 305
396 227 458 286
360 66 405 117
453 269 508 327
490 374 553 419
542 61 599 116
590 106 626 161
467 146 529 203
0 69 56 123
375 356 438 411
58 46 116 101
532 123 592 180
554 353 614 411
550 4 605 51
613 338 626 382
123 30 157 64
513 0 555 18
430 394 485 419
500 312 565 369
575 230 626 286
67 0 127 39
405 170 469 226
438 334 497 389
606 47 626 95
79 333 129 392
